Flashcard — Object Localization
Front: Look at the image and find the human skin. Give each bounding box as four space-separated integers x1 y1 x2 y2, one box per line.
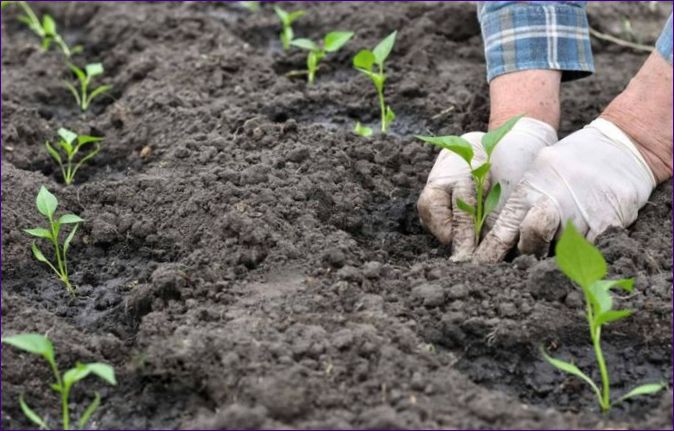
601 51 673 183
488 69 562 131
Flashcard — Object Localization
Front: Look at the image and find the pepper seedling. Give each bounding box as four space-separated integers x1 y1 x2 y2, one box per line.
45 128 103 185
273 6 305 50
353 121 373 138
353 31 397 134
416 115 522 243
24 186 83 295
64 63 112 112
290 31 353 84
542 221 665 413
8 1 79 57
2 333 116 430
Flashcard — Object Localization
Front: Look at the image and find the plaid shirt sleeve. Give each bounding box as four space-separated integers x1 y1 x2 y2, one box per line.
478 1 594 82
656 13 673 64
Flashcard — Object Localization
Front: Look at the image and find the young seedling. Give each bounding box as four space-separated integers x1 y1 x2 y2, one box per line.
416 115 522 243
290 31 353 84
9 1 78 57
353 31 397 134
45 128 103 185
64 63 112 112
542 221 665 413
273 6 305 50
353 121 373 138
24 186 83 295
1 333 116 430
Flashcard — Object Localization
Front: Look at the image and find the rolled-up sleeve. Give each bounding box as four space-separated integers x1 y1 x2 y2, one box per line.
656 13 673 64
478 1 594 82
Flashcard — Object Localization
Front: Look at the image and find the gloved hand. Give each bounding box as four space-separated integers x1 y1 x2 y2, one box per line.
417 117 558 261
474 118 657 263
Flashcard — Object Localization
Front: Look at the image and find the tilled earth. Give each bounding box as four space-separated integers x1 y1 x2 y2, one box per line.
2 2 672 429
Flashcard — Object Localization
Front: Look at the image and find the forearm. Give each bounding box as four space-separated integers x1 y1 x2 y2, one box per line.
600 15 673 183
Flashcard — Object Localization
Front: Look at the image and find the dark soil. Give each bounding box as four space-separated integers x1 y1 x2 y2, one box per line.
2 2 672 429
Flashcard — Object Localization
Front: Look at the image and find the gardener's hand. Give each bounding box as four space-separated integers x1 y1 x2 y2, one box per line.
474 119 657 263
417 117 557 261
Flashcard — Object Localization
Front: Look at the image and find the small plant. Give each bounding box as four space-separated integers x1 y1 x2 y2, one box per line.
24 186 83 294
353 31 397 134
45 128 103 185
416 115 522 242
9 1 79 57
353 121 373 138
2 333 116 430
542 221 665 413
273 6 305 50
64 63 112 112
290 31 353 84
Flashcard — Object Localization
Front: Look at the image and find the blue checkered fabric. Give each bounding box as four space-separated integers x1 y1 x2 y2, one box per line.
478 1 594 82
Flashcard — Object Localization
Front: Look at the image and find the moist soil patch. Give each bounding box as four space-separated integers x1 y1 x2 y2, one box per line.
2 2 672 429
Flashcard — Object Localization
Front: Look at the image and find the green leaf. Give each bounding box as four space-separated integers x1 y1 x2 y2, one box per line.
456 198 475 216
57 128 77 145
287 10 305 24
415 135 474 166
45 141 62 164
616 383 665 404
273 6 287 23
239 1 260 12
36 186 58 218
59 214 84 224
372 31 397 66
353 121 373 138
2 334 54 363
384 105 395 128
85 63 104 77
24 228 52 239
541 348 602 404
483 183 501 218
64 81 82 108
31 242 50 263
555 221 607 289
84 362 117 385
19 394 47 429
41 14 55 35
595 309 632 327
68 63 86 83
353 49 375 72
86 84 113 105
64 363 90 388
482 114 523 157
471 162 491 180
290 38 319 52
63 224 79 255
588 280 613 314
323 31 353 52
78 392 101 429
77 135 104 146
597 278 635 294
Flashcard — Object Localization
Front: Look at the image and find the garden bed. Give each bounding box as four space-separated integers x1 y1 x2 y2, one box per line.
2 2 672 429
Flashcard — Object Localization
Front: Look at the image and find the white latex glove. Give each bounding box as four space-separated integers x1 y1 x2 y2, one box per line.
417 117 558 261
475 118 657 263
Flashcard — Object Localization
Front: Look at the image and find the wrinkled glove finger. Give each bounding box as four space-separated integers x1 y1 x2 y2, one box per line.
417 186 453 245
517 197 560 258
450 177 479 262
473 185 531 263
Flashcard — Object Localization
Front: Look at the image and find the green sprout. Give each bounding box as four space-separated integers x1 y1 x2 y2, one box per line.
2 333 116 430
290 31 353 84
8 1 79 57
45 128 103 185
416 115 522 243
239 1 260 12
353 121 373 138
273 6 305 50
24 186 83 295
64 63 112 112
353 31 397 134
543 221 665 413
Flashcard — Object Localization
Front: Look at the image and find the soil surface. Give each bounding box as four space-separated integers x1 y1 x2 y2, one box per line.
2 2 672 429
